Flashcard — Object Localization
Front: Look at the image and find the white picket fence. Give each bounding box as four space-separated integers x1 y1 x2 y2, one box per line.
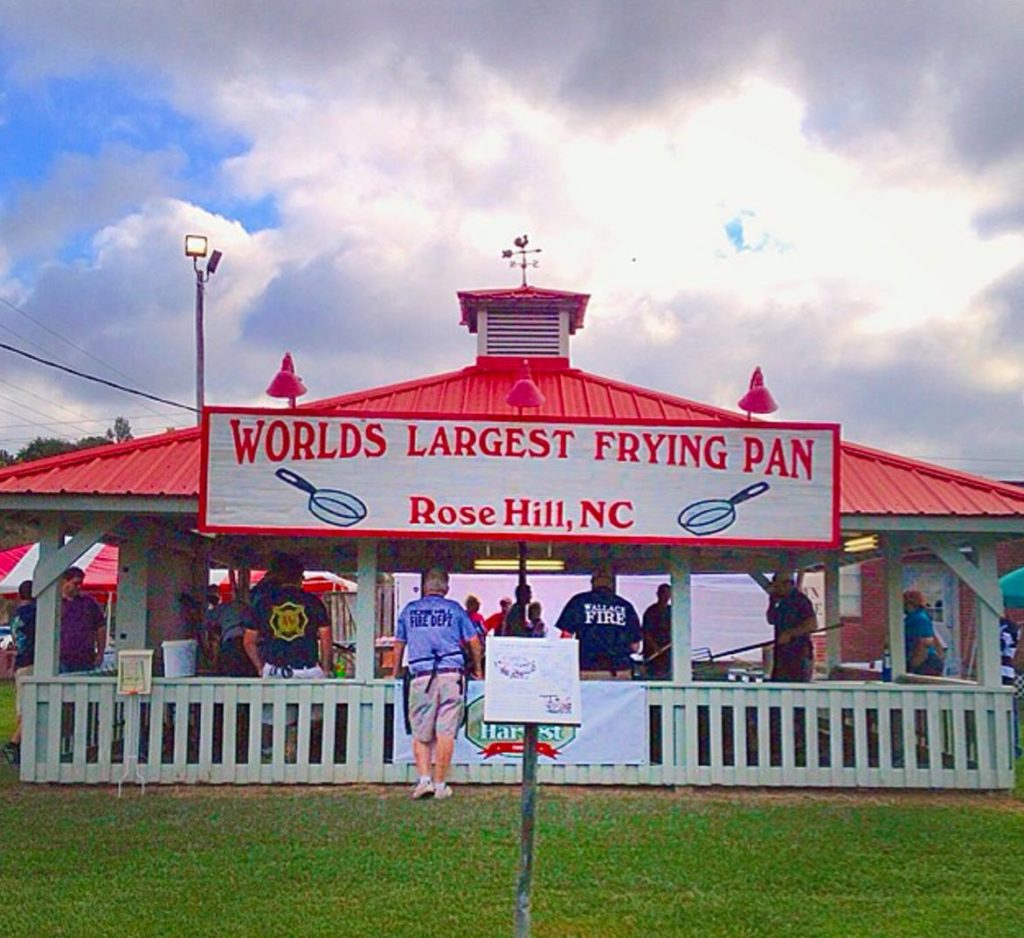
18 677 1016 789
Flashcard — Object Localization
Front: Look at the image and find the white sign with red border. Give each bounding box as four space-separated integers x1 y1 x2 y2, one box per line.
200 408 840 547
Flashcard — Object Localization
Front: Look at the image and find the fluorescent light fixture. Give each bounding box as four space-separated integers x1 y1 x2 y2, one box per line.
184 234 209 258
843 535 878 553
474 558 565 572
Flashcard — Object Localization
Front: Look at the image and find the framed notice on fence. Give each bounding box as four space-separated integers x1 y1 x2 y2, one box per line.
117 650 154 696
484 637 581 726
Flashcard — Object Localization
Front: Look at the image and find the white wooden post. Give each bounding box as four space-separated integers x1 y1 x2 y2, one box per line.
669 549 691 683
32 516 64 677
921 535 1005 687
824 554 842 673
972 539 1003 688
354 539 378 680
883 537 906 677
116 536 151 650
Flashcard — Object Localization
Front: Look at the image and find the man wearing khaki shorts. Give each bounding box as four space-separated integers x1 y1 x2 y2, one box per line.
393 567 482 800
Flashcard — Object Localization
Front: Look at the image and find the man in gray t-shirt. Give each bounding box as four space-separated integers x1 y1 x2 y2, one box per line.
393 567 482 800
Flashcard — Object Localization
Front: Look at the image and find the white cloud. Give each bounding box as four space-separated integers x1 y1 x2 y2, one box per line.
1 2 1024 474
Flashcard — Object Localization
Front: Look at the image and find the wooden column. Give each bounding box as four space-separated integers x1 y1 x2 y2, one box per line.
972 539 1003 688
116 536 152 650
883 537 906 677
921 535 1005 687
354 539 378 680
669 548 691 683
824 553 842 672
32 516 64 677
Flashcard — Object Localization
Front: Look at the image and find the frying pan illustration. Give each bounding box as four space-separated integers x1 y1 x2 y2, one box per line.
275 468 368 528
677 481 770 536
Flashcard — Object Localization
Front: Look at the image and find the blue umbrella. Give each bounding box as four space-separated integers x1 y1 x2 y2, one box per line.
1000 566 1024 607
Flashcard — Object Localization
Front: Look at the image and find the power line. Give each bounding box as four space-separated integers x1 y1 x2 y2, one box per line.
0 294 154 390
0 376 105 423
0 412 184 432
0 342 197 414
0 295 174 419
0 377 183 441
918 454 1024 464
0 390 92 437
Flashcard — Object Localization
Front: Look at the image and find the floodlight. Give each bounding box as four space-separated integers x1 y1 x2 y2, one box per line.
184 234 209 259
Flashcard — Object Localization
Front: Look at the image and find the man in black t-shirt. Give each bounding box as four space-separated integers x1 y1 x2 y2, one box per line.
766 571 816 682
641 583 672 679
244 553 332 678
554 569 642 676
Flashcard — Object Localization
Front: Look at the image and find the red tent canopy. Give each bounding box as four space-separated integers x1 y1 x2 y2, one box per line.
0 542 118 598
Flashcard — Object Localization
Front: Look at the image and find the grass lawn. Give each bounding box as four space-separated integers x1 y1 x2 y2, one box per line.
2 680 1023 937
0 676 13 742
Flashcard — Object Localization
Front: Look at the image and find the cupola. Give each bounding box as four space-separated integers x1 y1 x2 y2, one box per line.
458 235 589 368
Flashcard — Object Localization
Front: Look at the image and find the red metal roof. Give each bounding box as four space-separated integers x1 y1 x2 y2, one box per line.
0 427 199 497
1 362 1023 518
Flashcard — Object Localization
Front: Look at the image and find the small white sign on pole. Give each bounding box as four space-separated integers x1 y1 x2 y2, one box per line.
116 650 153 697
484 637 582 726
116 650 153 798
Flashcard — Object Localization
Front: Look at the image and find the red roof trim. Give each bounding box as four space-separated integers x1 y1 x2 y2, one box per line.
475 356 571 371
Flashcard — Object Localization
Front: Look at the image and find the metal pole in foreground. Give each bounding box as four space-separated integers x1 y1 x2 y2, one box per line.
514 536 537 937
194 271 205 423
515 721 539 937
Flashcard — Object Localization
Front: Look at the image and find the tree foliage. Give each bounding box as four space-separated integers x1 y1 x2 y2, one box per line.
11 417 135 464
110 416 133 443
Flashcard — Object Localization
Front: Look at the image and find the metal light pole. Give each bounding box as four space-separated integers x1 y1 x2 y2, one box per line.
184 235 223 423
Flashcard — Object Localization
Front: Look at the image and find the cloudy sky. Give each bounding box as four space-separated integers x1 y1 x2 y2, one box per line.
0 2 1022 476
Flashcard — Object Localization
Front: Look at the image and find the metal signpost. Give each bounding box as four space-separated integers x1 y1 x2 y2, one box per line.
116 649 153 797
485 630 582 936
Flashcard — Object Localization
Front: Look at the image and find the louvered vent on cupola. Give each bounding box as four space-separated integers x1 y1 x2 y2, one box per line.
457 286 590 365
481 307 565 357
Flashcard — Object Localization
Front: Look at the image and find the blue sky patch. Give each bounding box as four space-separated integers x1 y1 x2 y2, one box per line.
0 69 261 210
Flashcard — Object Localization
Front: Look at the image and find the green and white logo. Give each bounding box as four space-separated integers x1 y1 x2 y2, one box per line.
463 694 578 759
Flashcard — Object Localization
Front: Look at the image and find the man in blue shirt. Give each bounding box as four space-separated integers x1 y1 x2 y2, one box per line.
903 590 944 676
393 567 482 800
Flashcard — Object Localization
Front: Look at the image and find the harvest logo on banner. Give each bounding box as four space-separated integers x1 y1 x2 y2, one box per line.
201 408 840 547
392 682 647 766
464 696 578 760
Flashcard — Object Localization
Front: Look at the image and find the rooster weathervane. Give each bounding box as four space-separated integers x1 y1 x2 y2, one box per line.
502 235 542 287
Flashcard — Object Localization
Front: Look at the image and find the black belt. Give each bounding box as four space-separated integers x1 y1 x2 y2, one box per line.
411 667 463 678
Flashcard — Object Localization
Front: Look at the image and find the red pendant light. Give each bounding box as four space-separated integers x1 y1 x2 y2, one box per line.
506 359 545 410
737 366 778 418
266 352 308 408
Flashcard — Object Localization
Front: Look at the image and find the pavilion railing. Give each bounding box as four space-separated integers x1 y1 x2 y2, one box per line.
18 677 1015 789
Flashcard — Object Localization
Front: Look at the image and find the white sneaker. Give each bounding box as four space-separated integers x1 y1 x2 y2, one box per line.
433 783 453 800
411 779 435 800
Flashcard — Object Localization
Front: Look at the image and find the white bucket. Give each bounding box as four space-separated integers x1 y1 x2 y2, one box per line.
162 639 198 678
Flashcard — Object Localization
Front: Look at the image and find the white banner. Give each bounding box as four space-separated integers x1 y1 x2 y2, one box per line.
201 409 839 546
393 681 647 765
